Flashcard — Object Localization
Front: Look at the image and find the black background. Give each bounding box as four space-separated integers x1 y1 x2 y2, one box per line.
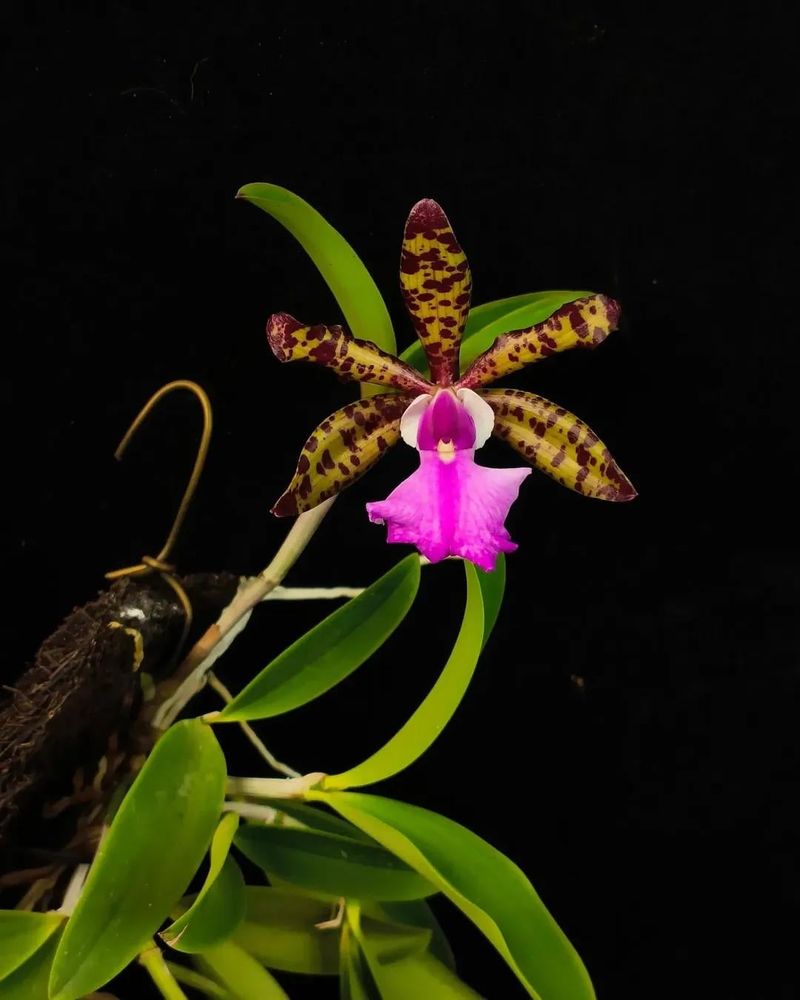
2 4 798 998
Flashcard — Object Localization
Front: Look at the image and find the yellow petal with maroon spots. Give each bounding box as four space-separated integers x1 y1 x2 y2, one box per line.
400 199 472 387
458 295 621 389
480 388 636 501
267 313 432 395
272 394 417 516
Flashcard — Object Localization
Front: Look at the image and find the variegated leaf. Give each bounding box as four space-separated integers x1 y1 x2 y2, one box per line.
458 295 620 389
481 388 636 501
267 313 431 395
273 395 416 516
400 200 472 387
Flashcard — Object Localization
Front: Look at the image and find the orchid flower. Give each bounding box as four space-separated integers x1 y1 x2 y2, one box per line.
267 199 635 571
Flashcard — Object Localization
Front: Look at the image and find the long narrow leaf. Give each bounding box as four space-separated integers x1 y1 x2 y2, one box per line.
49 720 226 1000
364 899 455 971
256 800 376 843
217 555 420 722
311 792 596 1000
196 940 288 1000
476 553 505 647
162 813 246 953
0 928 62 999
354 906 480 1000
231 886 338 975
0 910 62 980
340 920 378 1000
237 182 395 359
234 824 435 901
322 563 484 790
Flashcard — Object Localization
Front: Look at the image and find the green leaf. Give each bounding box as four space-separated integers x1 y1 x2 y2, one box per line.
310 792 596 1000
230 886 338 975
459 289 594 370
400 290 592 375
340 921 379 1000
476 552 506 647
258 800 376 843
363 899 454 971
139 945 191 1000
0 927 61 1000
234 824 435 901
195 940 288 1000
167 962 233 999
162 813 246 953
323 562 485 790
237 182 395 361
217 555 420 722
0 910 62 980
355 911 478 999
49 720 227 1000
364 947 481 998
349 903 479 1000
354 910 431 962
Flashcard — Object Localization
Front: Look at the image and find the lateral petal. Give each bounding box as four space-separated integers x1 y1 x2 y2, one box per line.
458 295 620 389
267 313 432 395
400 200 472 387
481 388 636 501
272 395 415 516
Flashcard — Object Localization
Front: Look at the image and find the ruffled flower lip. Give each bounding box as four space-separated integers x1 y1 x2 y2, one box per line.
366 389 532 572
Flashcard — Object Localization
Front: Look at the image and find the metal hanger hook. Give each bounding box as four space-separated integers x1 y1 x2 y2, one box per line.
105 379 213 581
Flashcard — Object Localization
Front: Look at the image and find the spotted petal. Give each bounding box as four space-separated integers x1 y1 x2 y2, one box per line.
458 295 621 389
400 200 472 387
273 395 415 516
481 388 636 501
267 313 432 395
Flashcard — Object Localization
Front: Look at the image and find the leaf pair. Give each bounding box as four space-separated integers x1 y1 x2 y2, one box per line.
220 549 593 997
305 791 596 1000
217 553 502 786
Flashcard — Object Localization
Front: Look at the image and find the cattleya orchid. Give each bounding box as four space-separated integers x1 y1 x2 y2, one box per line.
267 199 635 571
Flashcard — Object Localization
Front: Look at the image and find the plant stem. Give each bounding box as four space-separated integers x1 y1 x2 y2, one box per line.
144 497 335 731
222 800 280 823
226 773 326 800
165 963 230 1000
180 498 335 676
207 672 299 777
263 584 364 600
222 799 317 830
139 944 189 1000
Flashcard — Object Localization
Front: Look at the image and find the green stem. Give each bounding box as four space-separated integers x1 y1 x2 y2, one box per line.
166 962 231 999
139 945 189 1000
178 499 335 677
148 497 335 731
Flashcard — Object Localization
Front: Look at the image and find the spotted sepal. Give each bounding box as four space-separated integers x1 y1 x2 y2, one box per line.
272 394 417 516
267 313 432 395
481 388 636 501
458 295 621 389
400 199 472 387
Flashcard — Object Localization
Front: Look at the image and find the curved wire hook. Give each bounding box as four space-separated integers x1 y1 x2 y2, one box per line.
105 380 213 651
106 380 213 578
